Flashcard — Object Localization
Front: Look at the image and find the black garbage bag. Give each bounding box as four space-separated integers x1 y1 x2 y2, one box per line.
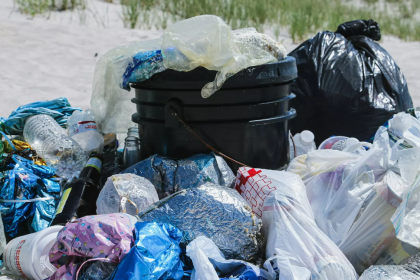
289 19 413 144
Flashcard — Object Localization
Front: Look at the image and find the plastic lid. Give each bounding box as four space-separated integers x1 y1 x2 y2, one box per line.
300 130 315 145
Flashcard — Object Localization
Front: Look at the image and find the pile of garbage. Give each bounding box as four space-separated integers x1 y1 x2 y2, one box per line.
0 15 418 280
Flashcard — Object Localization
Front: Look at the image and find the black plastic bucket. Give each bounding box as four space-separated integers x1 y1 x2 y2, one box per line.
131 56 297 172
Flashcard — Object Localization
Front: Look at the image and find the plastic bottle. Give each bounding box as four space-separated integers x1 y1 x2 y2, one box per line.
123 136 141 169
290 130 316 159
67 109 104 154
50 153 103 225
3 225 63 280
23 115 88 179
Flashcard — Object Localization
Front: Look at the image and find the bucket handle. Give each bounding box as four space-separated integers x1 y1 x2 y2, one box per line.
169 108 251 168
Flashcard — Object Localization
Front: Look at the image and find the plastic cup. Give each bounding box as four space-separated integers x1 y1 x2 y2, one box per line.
4 226 63 280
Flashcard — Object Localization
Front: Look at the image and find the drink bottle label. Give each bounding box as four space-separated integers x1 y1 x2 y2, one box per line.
55 188 72 215
85 157 102 172
69 121 98 136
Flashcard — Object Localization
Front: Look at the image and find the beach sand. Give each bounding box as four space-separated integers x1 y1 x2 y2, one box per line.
1 0 419 117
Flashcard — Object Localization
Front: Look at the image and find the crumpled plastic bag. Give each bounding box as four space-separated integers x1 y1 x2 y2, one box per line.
235 167 358 280
138 183 264 262
96 173 159 216
49 213 136 280
110 222 184 280
0 155 60 237
91 15 286 133
298 126 420 273
388 112 420 148
1 97 81 135
121 153 235 199
187 236 273 280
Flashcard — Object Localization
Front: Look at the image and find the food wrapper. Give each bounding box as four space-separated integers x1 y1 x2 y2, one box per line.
0 155 59 236
49 213 136 280
121 153 235 199
138 183 264 262
110 222 183 280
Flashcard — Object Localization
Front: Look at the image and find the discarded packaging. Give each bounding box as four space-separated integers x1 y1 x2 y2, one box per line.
110 222 183 280
67 109 104 154
360 252 420 279
121 153 235 199
138 183 264 262
49 213 136 280
0 155 60 237
96 173 159 216
80 261 118 280
23 114 88 179
1 97 81 135
3 225 63 280
235 167 358 280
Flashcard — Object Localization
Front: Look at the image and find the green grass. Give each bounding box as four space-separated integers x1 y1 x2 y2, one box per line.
14 0 420 41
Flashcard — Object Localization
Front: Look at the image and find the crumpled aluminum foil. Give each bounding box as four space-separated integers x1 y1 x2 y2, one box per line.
138 183 265 262
121 153 235 199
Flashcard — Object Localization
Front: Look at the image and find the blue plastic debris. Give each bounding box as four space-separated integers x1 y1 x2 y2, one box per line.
110 222 184 280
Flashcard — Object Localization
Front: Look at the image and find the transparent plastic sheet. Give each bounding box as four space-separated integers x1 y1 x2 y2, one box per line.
298 127 420 274
96 174 159 216
138 183 264 262
162 16 283 98
1 97 81 135
388 112 420 148
0 155 60 237
91 16 286 133
186 236 274 280
121 153 235 199
80 261 118 280
233 168 359 280
49 213 136 280
110 222 183 280
289 19 413 145
91 39 163 134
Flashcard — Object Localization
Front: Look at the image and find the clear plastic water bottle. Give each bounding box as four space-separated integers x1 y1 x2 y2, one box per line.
289 130 316 159
67 109 104 155
23 114 88 179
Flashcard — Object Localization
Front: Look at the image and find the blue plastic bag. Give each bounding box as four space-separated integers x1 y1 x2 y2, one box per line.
0 155 60 236
1 97 81 135
110 222 184 280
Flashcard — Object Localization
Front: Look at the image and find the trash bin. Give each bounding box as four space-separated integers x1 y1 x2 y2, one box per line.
131 57 297 172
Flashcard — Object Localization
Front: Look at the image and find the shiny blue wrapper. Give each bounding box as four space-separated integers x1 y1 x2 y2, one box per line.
121 153 235 199
111 222 184 280
2 97 81 135
0 156 60 236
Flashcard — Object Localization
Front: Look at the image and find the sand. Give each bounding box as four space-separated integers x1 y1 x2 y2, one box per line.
0 0 419 118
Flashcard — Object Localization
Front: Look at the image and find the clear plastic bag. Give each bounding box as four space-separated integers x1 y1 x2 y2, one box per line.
96 173 159 216
91 39 163 134
162 15 283 98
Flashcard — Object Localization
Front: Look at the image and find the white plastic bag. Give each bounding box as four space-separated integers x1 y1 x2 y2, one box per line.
235 168 358 280
389 112 420 148
299 127 420 273
186 236 273 280
96 173 159 216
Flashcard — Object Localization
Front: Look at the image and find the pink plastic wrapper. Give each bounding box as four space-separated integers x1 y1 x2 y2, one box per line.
48 213 136 280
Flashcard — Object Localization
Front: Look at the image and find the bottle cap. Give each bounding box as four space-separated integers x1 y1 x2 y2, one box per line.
300 130 315 145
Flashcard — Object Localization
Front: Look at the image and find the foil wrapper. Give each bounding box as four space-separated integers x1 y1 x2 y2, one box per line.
138 183 264 262
121 153 235 199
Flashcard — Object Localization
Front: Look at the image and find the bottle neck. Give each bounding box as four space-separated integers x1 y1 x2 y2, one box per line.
79 156 102 186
